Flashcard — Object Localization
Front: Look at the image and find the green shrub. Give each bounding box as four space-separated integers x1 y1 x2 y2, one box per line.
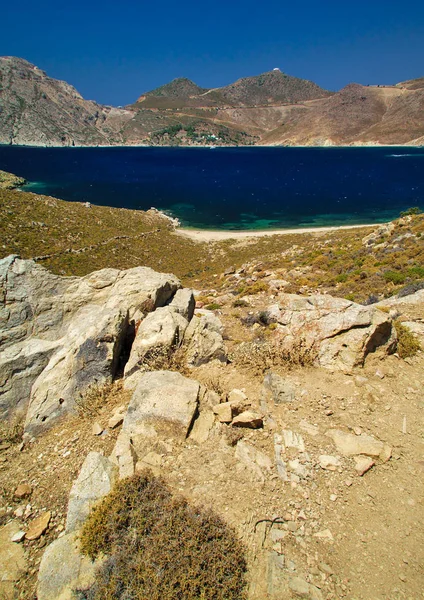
407 266 424 278
78 471 247 600
400 206 422 217
205 303 221 310
383 270 406 285
335 273 348 283
232 298 249 308
394 321 421 359
237 281 268 296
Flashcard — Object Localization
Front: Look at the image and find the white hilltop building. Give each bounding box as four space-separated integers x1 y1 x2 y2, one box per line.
273 67 281 71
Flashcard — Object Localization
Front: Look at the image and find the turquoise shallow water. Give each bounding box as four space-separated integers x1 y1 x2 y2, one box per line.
0 145 423 230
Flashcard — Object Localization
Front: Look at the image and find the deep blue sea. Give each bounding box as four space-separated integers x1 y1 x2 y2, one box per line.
0 145 423 230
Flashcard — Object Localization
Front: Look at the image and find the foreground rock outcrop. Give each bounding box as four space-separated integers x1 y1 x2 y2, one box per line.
0 256 179 432
266 294 397 371
0 256 227 437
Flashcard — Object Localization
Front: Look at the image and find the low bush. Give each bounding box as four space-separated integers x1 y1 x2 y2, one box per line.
394 321 421 359
232 298 249 308
237 281 269 296
400 206 422 217
78 471 248 600
205 302 221 310
383 270 406 285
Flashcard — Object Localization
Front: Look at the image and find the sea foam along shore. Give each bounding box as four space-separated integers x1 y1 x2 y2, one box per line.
175 222 375 242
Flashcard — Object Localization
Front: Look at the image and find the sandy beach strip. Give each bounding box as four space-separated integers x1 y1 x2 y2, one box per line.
175 223 376 242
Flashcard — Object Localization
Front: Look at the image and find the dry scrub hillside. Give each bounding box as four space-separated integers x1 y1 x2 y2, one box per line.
1 187 423 303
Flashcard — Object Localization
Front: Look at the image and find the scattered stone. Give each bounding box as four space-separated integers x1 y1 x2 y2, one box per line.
319 455 341 471
299 420 320 436
213 402 233 423
0 521 28 599
272 293 396 372
66 452 118 533
11 530 26 543
319 562 334 575
92 422 103 436
328 429 391 460
314 528 334 541
283 430 305 452
189 410 215 444
168 288 195 320
354 456 375 476
25 511 51 540
274 434 288 481
235 440 272 481
124 306 189 385
263 372 296 403
232 411 263 429
108 406 126 429
289 576 323 599
14 483 32 499
267 551 286 597
228 389 249 412
136 451 162 475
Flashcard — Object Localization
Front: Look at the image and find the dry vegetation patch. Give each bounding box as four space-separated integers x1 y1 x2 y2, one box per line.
78 471 248 600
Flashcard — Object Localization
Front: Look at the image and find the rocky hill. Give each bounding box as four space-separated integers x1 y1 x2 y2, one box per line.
0 56 423 146
0 57 134 146
136 69 332 109
139 77 208 100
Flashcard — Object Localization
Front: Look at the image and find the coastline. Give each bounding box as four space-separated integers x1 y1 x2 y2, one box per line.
175 222 376 242
1 142 422 149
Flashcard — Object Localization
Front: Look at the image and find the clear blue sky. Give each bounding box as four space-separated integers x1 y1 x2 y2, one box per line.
2 0 424 106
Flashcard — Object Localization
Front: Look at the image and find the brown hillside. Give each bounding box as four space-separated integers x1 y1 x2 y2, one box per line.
261 83 424 146
217 70 333 106
1 56 423 146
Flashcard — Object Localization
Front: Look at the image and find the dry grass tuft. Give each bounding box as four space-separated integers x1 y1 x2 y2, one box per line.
78 470 248 600
75 383 116 418
231 336 317 375
0 416 24 445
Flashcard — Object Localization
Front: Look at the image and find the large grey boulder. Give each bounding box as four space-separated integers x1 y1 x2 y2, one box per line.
271 294 396 371
183 310 227 367
113 370 200 478
168 288 195 320
0 256 180 434
124 307 189 388
37 532 99 600
66 452 118 533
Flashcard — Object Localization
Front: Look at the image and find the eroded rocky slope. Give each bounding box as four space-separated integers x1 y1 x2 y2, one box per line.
0 257 423 599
